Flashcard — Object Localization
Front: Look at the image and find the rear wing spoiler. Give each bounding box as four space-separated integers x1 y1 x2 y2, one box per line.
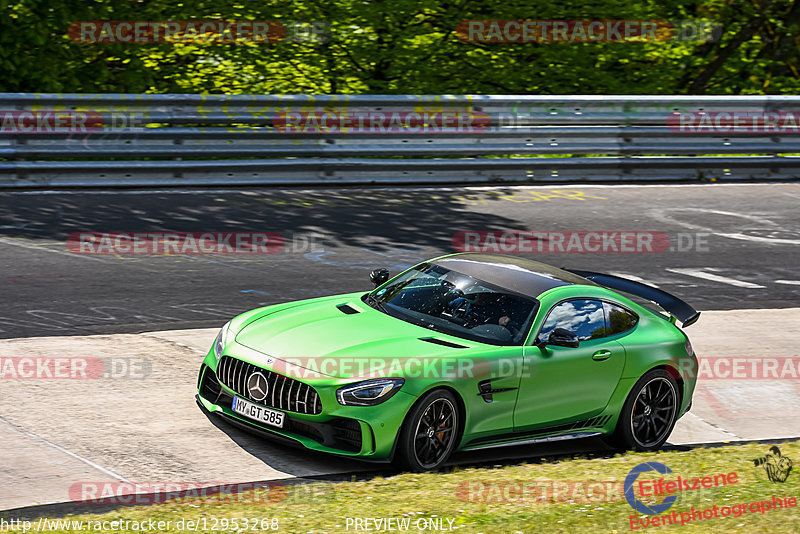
565 269 701 328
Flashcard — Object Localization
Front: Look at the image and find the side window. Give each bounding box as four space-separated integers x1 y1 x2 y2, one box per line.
603 302 638 335
538 299 607 342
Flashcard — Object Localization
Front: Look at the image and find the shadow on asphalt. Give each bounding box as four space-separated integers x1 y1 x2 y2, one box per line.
0 186 529 251
0 186 528 338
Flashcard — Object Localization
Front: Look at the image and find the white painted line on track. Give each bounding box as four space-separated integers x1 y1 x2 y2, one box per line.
0 237 160 272
666 267 766 289
0 415 130 483
776 280 800 285
649 208 780 233
0 237 109 263
683 412 741 440
718 232 800 245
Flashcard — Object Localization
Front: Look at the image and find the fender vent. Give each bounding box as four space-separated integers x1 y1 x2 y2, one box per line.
419 337 468 349
336 304 360 315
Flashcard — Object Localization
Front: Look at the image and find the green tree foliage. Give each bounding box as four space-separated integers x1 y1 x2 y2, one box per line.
0 0 797 94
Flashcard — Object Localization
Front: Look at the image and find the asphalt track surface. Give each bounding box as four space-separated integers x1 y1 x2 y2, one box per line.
0 183 798 339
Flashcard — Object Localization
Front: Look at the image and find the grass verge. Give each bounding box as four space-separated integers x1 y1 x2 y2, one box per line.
2 440 799 533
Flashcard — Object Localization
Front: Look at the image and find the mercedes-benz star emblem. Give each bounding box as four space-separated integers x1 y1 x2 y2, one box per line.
247 371 270 402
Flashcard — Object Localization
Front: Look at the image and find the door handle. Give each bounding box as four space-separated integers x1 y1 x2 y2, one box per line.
592 350 612 361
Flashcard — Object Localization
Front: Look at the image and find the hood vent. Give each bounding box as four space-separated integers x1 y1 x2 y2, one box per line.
419 337 468 349
336 303 360 315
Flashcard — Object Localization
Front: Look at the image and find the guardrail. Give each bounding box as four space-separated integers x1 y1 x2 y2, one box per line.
1 94 799 187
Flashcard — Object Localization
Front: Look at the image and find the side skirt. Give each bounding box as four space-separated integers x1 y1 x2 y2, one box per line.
460 431 603 452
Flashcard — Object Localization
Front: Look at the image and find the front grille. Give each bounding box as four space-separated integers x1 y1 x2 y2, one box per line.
200 365 361 453
216 356 322 415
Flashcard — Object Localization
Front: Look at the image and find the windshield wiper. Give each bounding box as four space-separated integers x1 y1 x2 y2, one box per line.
366 294 388 313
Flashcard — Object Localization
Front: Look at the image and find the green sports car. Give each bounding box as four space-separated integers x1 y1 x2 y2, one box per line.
197 253 699 471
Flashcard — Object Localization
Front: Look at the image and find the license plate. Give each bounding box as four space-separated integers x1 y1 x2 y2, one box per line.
232 396 284 428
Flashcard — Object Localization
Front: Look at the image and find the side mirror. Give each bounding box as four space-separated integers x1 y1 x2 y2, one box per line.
546 328 580 348
370 268 390 287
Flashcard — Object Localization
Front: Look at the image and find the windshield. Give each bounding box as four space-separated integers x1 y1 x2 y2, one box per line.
364 262 539 345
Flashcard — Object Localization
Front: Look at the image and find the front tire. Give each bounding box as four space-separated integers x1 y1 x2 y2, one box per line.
395 389 460 472
607 369 679 451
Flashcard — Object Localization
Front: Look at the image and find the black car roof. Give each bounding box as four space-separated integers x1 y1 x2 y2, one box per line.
434 253 595 298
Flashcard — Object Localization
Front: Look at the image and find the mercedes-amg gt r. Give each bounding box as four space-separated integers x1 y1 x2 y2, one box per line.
197 253 699 471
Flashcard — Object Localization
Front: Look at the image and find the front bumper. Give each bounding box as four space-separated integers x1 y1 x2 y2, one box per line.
196 356 415 461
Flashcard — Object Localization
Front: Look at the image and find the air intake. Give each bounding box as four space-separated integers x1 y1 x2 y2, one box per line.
336 303 360 315
419 337 468 349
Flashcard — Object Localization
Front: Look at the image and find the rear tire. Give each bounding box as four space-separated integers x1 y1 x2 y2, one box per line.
394 389 460 472
606 369 679 451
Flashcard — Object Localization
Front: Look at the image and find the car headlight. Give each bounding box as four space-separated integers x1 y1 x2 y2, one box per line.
214 321 231 359
336 378 405 406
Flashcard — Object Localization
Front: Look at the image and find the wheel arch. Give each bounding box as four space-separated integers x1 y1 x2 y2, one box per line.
647 363 685 409
605 364 683 451
403 384 468 448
